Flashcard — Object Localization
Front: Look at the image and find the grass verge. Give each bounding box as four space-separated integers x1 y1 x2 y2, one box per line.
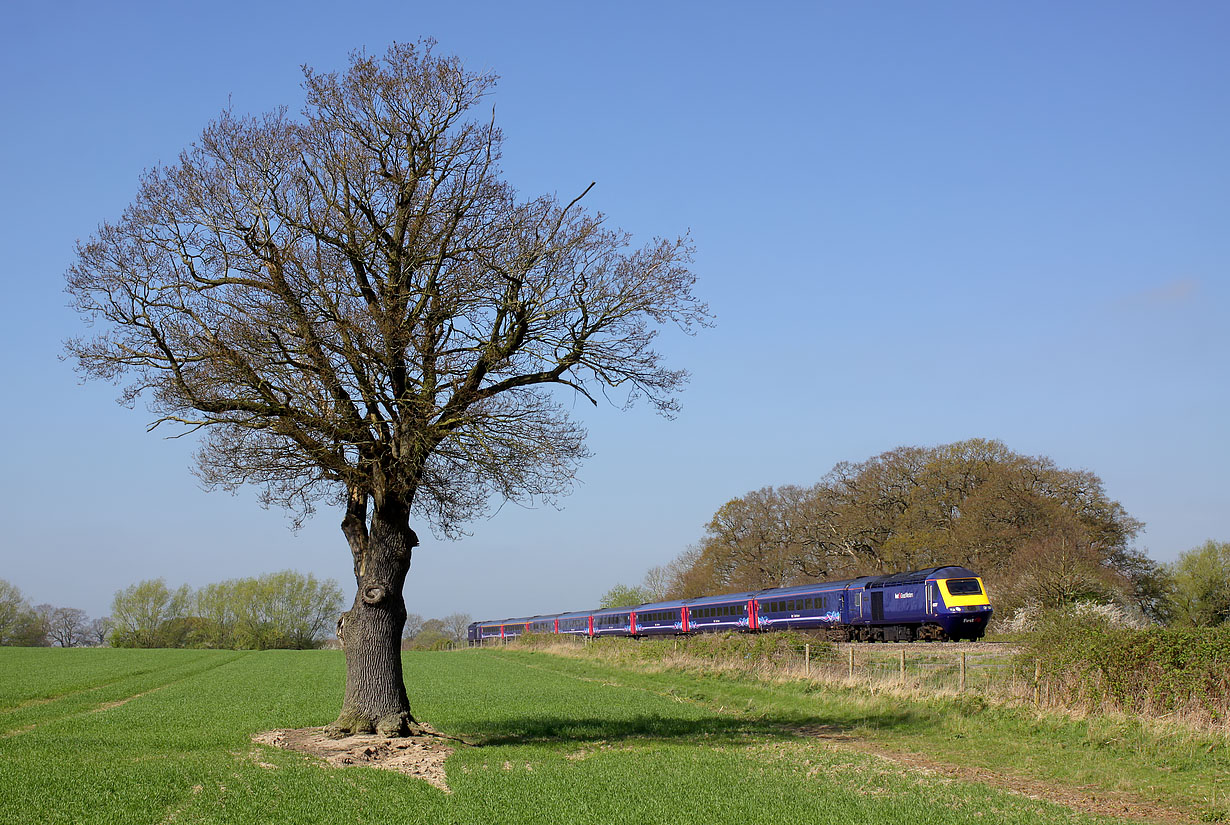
0 646 1220 824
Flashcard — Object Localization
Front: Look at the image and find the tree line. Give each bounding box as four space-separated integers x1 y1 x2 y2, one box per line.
109 572 341 649
400 613 473 650
0 580 110 647
602 439 1227 628
0 571 342 649
1 570 480 650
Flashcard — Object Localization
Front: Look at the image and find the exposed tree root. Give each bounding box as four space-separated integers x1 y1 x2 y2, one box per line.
253 724 454 793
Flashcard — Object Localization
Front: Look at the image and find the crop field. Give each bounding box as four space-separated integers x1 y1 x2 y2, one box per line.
0 647 1224 825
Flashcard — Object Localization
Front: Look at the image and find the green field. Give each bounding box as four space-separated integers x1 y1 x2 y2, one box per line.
0 647 1222 824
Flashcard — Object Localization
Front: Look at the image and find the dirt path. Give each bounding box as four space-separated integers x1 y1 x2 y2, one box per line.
793 724 1193 825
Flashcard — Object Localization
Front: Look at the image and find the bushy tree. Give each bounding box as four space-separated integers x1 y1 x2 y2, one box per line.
43 606 89 648
1167 540 1230 627
669 439 1156 620
87 616 114 647
439 612 472 644
65 41 705 737
0 580 47 647
110 580 192 648
598 583 653 609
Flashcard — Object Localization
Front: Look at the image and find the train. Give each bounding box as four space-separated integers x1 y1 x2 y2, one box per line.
468 565 992 645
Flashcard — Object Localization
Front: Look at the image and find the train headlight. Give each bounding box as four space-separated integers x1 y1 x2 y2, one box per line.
950 606 963 612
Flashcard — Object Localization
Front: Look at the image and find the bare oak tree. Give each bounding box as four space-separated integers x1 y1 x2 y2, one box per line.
66 42 706 736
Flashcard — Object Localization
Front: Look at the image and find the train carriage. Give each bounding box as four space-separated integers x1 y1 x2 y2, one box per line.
679 592 759 633
469 564 992 645
630 601 687 635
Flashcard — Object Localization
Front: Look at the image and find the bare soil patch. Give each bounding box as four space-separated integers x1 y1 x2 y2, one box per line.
252 724 456 793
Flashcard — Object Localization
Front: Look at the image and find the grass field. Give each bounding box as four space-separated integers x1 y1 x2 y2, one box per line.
0 647 1223 824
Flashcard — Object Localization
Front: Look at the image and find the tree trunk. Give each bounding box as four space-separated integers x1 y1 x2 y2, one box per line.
327 499 419 738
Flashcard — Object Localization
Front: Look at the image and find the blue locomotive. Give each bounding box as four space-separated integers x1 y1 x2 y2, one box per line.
468 565 992 645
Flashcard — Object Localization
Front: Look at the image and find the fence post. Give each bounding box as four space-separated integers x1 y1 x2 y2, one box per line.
899 649 906 683
1033 659 1042 707
959 651 966 693
805 643 811 676
848 646 855 679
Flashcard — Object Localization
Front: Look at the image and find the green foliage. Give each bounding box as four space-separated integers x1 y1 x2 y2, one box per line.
1022 607 1230 719
405 630 452 651
0 579 47 647
1167 540 1230 627
597 583 653 609
110 572 341 650
110 579 192 648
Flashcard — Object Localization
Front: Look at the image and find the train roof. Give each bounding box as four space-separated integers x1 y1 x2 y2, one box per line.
682 592 759 607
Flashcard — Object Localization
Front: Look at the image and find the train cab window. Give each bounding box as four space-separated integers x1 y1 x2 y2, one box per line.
946 579 983 596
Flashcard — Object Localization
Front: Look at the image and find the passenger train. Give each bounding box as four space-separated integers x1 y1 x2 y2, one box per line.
468 565 992 645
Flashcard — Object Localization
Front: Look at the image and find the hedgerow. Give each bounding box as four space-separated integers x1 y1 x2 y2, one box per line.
1022 609 1230 721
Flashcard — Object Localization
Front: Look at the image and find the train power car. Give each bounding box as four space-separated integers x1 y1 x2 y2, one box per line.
467 566 992 645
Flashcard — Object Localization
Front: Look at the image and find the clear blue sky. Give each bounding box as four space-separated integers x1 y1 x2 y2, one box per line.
1 1 1226 622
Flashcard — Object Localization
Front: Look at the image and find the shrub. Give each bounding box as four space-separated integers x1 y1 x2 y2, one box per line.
1022 608 1230 721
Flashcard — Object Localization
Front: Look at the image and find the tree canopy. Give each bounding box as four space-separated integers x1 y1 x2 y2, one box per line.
666 439 1157 620
1167 540 1230 627
65 41 707 735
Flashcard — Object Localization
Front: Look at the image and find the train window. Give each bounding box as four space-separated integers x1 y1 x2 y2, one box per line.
946 578 983 596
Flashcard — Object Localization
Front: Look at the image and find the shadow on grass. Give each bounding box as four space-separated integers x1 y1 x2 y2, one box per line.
468 708 920 748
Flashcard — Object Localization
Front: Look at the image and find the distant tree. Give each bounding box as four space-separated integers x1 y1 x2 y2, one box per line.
1167 540 1230 627
86 616 114 647
419 618 447 637
0 580 47 647
65 41 706 737
401 613 425 641
641 565 671 602
598 583 652 609
405 629 451 650
110 579 192 648
439 612 472 644
44 607 89 648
